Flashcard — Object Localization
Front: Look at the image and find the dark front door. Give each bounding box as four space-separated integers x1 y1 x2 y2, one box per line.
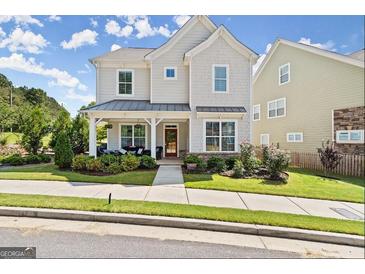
165 128 178 157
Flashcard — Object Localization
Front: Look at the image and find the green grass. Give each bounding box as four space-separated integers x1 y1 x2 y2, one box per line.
0 132 51 147
0 163 156 186
0 193 363 236
184 168 364 203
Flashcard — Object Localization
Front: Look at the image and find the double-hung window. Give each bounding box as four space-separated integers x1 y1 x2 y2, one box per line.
205 121 236 152
279 63 290 85
213 65 228 93
260 134 270 146
118 69 133 95
164 67 177 80
336 130 364 144
268 98 286 118
287 132 303 142
120 124 146 147
253 104 260 121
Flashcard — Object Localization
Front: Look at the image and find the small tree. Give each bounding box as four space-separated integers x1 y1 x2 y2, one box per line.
50 109 72 148
70 114 89 154
240 141 258 175
317 140 342 177
54 131 74 168
266 147 290 180
19 107 51 155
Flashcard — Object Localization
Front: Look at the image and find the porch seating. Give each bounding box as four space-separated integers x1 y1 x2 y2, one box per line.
96 145 163 159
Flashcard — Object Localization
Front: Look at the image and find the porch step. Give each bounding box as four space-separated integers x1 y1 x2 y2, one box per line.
157 158 183 166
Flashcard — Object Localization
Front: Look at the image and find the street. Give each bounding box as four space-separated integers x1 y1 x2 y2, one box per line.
0 216 363 258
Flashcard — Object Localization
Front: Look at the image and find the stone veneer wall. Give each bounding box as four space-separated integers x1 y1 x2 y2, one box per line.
333 106 365 155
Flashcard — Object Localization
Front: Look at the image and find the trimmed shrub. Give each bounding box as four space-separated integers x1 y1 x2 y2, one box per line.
2 154 25 166
38 154 52 163
99 154 119 167
139 155 157 169
184 154 206 170
207 156 226 173
106 162 124 174
24 154 41 164
54 132 74 169
85 158 104 172
120 153 140 172
225 156 240 170
266 147 290 180
233 159 244 178
262 146 270 166
72 155 91 171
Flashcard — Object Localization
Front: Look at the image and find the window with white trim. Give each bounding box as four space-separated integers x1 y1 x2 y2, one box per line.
260 134 270 146
118 70 133 95
253 104 260 121
279 63 290 85
287 132 303 142
120 124 146 147
164 67 177 80
268 98 286 118
213 65 228 92
205 121 236 152
336 130 364 144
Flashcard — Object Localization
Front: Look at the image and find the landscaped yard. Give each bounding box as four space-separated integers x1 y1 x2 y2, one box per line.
184 168 364 203
0 163 156 186
0 193 363 236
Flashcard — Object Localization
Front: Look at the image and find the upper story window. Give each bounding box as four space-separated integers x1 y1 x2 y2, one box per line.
336 130 364 144
213 65 229 93
117 69 134 96
287 132 303 143
279 63 290 85
268 98 286 119
164 67 177 80
253 104 260 121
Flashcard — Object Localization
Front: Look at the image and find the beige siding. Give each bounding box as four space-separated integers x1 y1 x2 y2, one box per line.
151 21 212 103
253 44 365 153
97 66 150 104
190 37 251 152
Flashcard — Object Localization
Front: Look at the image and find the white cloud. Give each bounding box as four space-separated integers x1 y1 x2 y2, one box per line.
134 16 157 39
77 64 91 74
48 15 61 22
0 27 5 37
66 89 95 104
156 25 172 38
298 37 336 51
90 18 98 28
253 43 272 75
61 29 98 50
110 44 122 51
0 16 43 27
173 15 191 28
105 20 133 38
0 53 87 91
0 28 48 54
120 16 145 25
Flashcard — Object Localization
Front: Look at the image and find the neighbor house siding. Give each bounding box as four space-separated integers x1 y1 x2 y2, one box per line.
253 44 365 153
97 66 150 104
151 21 212 103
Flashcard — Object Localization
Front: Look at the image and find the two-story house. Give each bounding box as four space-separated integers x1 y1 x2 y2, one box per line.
82 15 258 159
253 39 364 154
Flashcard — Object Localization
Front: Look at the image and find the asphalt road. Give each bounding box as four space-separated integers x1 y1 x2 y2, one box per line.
0 227 300 259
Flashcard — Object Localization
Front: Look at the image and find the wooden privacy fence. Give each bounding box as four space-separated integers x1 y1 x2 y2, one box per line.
290 152 365 177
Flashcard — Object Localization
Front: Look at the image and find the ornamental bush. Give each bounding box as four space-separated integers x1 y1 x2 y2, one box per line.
24 154 41 164
139 155 157 169
106 162 124 174
225 156 240 170
1 154 25 166
317 140 342 177
266 147 290 179
85 158 104 172
240 142 258 175
207 156 226 173
38 154 52 163
54 131 74 169
99 154 119 167
120 153 140 172
184 154 206 170
72 155 91 171
232 159 244 178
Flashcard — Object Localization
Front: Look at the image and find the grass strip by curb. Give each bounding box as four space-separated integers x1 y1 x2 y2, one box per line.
0 193 363 236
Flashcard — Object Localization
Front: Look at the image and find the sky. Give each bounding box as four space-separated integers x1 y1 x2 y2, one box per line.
0 15 364 116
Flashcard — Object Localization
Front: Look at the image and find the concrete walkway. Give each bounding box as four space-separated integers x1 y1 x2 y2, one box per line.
0 178 363 221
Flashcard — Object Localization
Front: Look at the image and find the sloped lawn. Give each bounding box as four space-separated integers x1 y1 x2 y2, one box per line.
184 168 364 203
0 163 156 186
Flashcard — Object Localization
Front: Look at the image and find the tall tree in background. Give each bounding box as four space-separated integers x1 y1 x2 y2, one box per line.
70 113 89 154
19 107 51 155
50 109 72 148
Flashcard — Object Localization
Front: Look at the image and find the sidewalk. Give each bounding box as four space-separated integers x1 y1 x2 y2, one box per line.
0 178 363 221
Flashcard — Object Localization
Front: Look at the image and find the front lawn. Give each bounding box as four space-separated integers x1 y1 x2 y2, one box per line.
184 168 364 203
0 163 156 186
0 193 363 236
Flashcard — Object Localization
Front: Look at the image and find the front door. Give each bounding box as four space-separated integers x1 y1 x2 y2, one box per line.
165 128 178 157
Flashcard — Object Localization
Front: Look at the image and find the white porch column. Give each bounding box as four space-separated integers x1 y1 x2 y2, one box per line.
89 114 97 158
150 117 156 159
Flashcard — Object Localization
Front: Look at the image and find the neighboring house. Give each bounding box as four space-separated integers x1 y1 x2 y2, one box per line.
82 15 258 159
253 39 364 154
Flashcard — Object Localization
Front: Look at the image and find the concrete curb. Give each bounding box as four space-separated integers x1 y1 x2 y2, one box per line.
0 206 363 247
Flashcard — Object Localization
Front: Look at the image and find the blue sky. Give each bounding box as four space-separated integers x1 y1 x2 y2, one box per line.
0 15 363 116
